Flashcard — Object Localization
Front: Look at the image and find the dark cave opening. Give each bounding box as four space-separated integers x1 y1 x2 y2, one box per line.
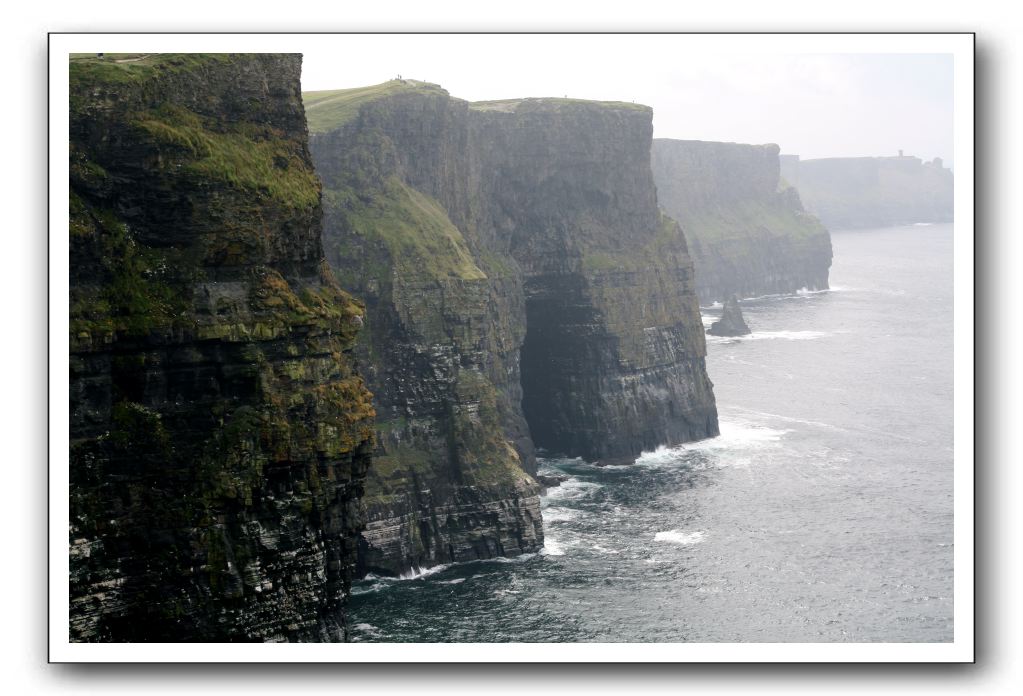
518 276 613 460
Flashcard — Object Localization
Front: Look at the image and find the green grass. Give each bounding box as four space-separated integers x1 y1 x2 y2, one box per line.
326 176 486 281
132 104 321 209
674 198 828 246
581 212 686 273
69 54 236 96
70 55 319 210
302 80 446 133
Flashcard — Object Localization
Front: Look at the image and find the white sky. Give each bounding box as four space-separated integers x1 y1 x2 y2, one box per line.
301 35 954 165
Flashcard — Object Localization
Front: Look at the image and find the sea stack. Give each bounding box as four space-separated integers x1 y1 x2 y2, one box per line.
708 296 752 336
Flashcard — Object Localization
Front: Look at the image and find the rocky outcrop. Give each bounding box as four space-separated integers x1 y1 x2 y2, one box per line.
307 83 718 576
707 296 751 336
779 154 953 230
651 139 833 304
69 54 375 642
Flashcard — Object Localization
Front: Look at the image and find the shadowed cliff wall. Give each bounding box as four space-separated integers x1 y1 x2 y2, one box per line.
69 53 375 642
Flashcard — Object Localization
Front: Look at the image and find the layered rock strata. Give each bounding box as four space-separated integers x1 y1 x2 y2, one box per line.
69 54 375 642
779 153 954 230
652 139 833 304
306 83 719 576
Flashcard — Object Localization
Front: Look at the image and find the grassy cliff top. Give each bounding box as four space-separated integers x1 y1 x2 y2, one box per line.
302 80 447 133
470 97 651 113
69 53 244 90
70 54 320 212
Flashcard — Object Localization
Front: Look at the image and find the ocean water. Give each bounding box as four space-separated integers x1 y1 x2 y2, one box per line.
348 223 954 643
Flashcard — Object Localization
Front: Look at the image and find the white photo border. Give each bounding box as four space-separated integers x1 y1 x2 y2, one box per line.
48 31 975 663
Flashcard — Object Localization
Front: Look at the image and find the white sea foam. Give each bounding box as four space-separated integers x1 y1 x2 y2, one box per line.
633 444 688 467
634 420 789 467
697 420 790 447
542 478 603 503
729 407 838 431
491 552 539 565
654 530 706 545
707 330 827 344
541 537 566 556
537 455 586 468
437 577 466 585
542 507 586 523
365 550 540 588
398 562 453 581
351 623 384 639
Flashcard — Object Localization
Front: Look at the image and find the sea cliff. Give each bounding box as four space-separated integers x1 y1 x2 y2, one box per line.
779 153 953 230
307 83 719 576
69 54 375 641
651 139 832 304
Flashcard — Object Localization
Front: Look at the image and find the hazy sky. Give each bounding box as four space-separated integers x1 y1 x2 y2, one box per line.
301 35 954 165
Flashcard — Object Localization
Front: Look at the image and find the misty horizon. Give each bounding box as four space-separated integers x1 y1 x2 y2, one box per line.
301 39 953 166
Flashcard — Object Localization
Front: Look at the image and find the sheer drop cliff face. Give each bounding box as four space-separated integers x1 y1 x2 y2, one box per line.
651 139 833 304
779 154 953 230
308 85 719 577
69 54 375 641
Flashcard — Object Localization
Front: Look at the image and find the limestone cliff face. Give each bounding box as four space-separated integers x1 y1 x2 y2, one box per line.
652 139 832 304
307 84 718 576
307 84 542 577
779 154 953 230
473 101 719 460
69 54 375 641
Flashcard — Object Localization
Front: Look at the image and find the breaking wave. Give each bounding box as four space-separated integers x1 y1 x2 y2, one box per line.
654 530 706 545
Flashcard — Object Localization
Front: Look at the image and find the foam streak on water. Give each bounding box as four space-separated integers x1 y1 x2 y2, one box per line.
348 224 954 643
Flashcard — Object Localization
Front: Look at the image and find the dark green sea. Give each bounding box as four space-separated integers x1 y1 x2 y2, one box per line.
348 224 954 642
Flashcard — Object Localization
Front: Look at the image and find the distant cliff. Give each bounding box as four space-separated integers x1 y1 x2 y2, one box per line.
69 54 375 641
307 82 718 577
779 154 953 230
652 139 832 304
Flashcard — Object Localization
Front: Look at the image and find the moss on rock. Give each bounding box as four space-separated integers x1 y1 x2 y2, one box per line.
69 53 376 643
